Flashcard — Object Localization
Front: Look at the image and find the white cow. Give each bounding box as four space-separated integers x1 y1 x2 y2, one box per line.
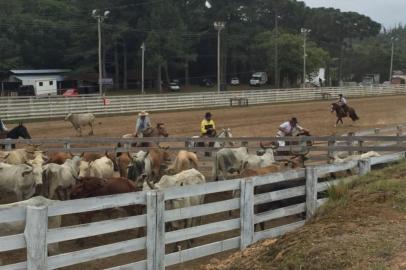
0 196 61 256
242 148 275 169
42 156 81 200
0 163 36 201
144 169 206 231
213 147 275 181
65 113 96 136
331 151 381 163
4 149 32 165
79 156 114 178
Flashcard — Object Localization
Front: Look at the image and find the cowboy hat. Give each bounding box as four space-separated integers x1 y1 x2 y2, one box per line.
138 111 149 116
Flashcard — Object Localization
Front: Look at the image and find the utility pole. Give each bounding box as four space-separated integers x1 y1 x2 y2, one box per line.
301 28 311 88
92 9 110 96
389 37 398 82
274 15 281 88
214 21 225 94
141 42 146 94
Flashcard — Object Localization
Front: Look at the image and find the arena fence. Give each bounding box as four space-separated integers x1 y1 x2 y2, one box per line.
0 151 404 270
1 85 406 121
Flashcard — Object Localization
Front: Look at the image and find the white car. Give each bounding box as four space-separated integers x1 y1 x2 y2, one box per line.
230 77 240 85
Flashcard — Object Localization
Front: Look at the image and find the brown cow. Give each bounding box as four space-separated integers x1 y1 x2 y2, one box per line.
144 148 171 182
165 150 198 175
70 177 144 245
46 152 73 165
47 152 118 171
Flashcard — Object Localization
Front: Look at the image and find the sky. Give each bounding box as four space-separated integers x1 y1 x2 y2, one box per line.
301 0 406 29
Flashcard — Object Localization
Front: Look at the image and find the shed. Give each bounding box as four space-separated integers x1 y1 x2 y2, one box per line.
5 69 71 96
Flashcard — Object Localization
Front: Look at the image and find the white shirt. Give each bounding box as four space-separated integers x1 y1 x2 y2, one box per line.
0 120 8 132
278 121 303 137
339 97 347 105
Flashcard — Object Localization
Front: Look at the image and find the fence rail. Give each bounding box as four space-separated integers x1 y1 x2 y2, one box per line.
1 150 405 270
1 85 406 121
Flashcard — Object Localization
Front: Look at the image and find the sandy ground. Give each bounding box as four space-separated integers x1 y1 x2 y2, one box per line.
22 95 406 139
2 95 406 269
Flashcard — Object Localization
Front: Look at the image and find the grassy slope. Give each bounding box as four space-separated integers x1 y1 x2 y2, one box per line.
203 161 406 270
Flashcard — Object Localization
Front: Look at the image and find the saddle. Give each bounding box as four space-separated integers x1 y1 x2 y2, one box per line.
142 127 153 137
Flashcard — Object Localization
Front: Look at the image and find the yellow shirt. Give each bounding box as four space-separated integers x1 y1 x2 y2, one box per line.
201 119 216 135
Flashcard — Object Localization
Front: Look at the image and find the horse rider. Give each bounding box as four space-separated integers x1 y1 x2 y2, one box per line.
0 119 9 134
277 117 309 147
338 94 349 115
201 112 216 138
133 111 151 138
200 112 216 156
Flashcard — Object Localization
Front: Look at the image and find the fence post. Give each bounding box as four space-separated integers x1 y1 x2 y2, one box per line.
397 125 403 145
240 178 254 250
358 158 371 176
146 190 165 270
305 166 318 220
63 142 71 152
24 205 48 270
5 142 12 151
327 139 335 160
347 132 355 156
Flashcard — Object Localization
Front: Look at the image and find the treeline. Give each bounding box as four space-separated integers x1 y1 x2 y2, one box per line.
0 0 403 89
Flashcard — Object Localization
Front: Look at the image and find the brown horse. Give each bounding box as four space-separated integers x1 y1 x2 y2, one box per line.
331 103 359 127
120 123 169 150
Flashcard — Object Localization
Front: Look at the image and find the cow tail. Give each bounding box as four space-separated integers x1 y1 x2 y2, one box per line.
212 152 218 181
42 166 50 198
190 156 198 169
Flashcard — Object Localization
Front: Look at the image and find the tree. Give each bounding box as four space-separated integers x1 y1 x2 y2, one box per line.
253 31 329 87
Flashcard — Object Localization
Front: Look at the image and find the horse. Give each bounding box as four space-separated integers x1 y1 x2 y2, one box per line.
120 123 169 151
331 103 359 127
260 130 312 157
0 123 32 149
186 128 234 148
186 128 234 157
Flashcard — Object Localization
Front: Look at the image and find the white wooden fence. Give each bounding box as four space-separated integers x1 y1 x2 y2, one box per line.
1 151 405 270
1 85 406 121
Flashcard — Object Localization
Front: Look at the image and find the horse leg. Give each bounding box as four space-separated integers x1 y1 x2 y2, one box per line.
89 123 94 136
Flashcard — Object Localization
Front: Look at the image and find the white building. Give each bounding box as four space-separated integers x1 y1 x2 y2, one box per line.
7 69 71 96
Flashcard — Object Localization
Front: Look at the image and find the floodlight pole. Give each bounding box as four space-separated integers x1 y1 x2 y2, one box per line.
214 21 225 94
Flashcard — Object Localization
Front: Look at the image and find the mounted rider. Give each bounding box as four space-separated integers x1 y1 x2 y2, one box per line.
201 112 216 137
201 112 216 156
133 111 152 138
277 117 309 147
338 94 349 115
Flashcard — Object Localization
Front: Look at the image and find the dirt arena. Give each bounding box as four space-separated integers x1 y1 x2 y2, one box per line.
2 95 406 270
23 95 406 139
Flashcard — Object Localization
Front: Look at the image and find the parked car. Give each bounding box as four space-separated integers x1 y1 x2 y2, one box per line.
201 78 215 87
167 80 181 91
62 88 79 97
230 77 240 86
17 85 35 96
249 72 268 86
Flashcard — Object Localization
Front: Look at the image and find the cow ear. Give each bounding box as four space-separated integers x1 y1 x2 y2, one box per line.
22 168 33 177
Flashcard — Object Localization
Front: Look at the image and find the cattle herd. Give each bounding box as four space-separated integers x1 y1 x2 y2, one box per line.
0 112 384 258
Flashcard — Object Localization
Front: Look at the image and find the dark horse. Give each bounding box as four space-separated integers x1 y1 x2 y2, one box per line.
0 123 32 149
331 103 359 127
